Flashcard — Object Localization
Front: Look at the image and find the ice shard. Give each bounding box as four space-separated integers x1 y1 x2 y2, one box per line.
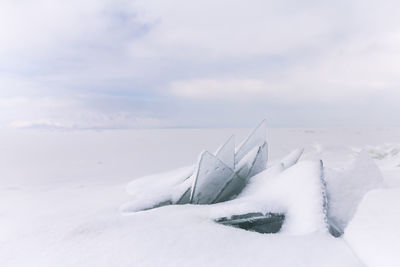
215 212 285 234
176 187 191 204
247 142 268 178
235 146 259 178
215 135 235 170
280 148 304 170
190 151 235 204
121 119 339 238
186 122 268 205
212 173 245 203
213 142 268 203
235 120 267 164
123 119 318 227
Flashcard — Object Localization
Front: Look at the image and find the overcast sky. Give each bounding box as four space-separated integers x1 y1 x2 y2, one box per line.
1 0 400 129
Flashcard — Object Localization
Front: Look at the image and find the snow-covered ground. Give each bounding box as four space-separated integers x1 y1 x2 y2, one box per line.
1 128 400 267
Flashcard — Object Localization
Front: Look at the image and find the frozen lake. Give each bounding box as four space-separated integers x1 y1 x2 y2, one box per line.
1 128 400 266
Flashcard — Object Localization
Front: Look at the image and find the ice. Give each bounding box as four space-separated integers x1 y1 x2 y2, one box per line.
124 121 270 207
247 142 268 177
215 135 235 169
215 212 285 233
212 173 245 203
176 187 191 204
365 144 400 187
216 160 329 235
122 121 269 210
325 151 383 235
280 148 304 170
3 127 400 266
249 160 328 235
235 120 267 164
190 151 235 204
212 142 268 203
235 146 259 178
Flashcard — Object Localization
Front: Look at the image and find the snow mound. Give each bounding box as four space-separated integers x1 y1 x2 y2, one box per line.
366 143 400 162
325 151 383 235
280 148 304 170
365 144 400 187
119 205 363 267
202 160 327 235
345 188 400 267
122 166 193 211
121 122 333 237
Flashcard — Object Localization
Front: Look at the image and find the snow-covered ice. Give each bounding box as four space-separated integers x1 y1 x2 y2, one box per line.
1 127 400 266
345 188 400 267
325 151 383 235
123 122 270 209
216 160 328 235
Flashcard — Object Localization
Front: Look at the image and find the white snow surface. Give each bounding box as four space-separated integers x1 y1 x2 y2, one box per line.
325 151 383 232
122 165 193 211
279 148 304 170
220 161 328 235
345 188 400 267
1 127 400 267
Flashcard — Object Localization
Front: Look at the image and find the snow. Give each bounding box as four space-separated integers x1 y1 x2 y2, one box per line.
280 148 304 170
1 127 400 266
365 144 400 187
325 151 383 234
122 165 193 211
345 188 400 267
230 161 328 235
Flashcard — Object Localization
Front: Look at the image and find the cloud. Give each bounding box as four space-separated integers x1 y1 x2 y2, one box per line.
2 95 171 129
170 79 266 99
130 0 339 58
1 0 400 128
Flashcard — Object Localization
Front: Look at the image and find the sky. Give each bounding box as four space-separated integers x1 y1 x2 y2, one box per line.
1 0 400 129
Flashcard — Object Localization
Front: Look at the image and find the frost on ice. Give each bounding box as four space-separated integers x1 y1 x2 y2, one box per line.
121 121 382 237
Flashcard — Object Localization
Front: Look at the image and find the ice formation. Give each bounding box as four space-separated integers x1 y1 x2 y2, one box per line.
215 213 285 234
325 151 383 236
122 120 270 211
121 120 382 237
190 151 236 204
212 160 329 235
